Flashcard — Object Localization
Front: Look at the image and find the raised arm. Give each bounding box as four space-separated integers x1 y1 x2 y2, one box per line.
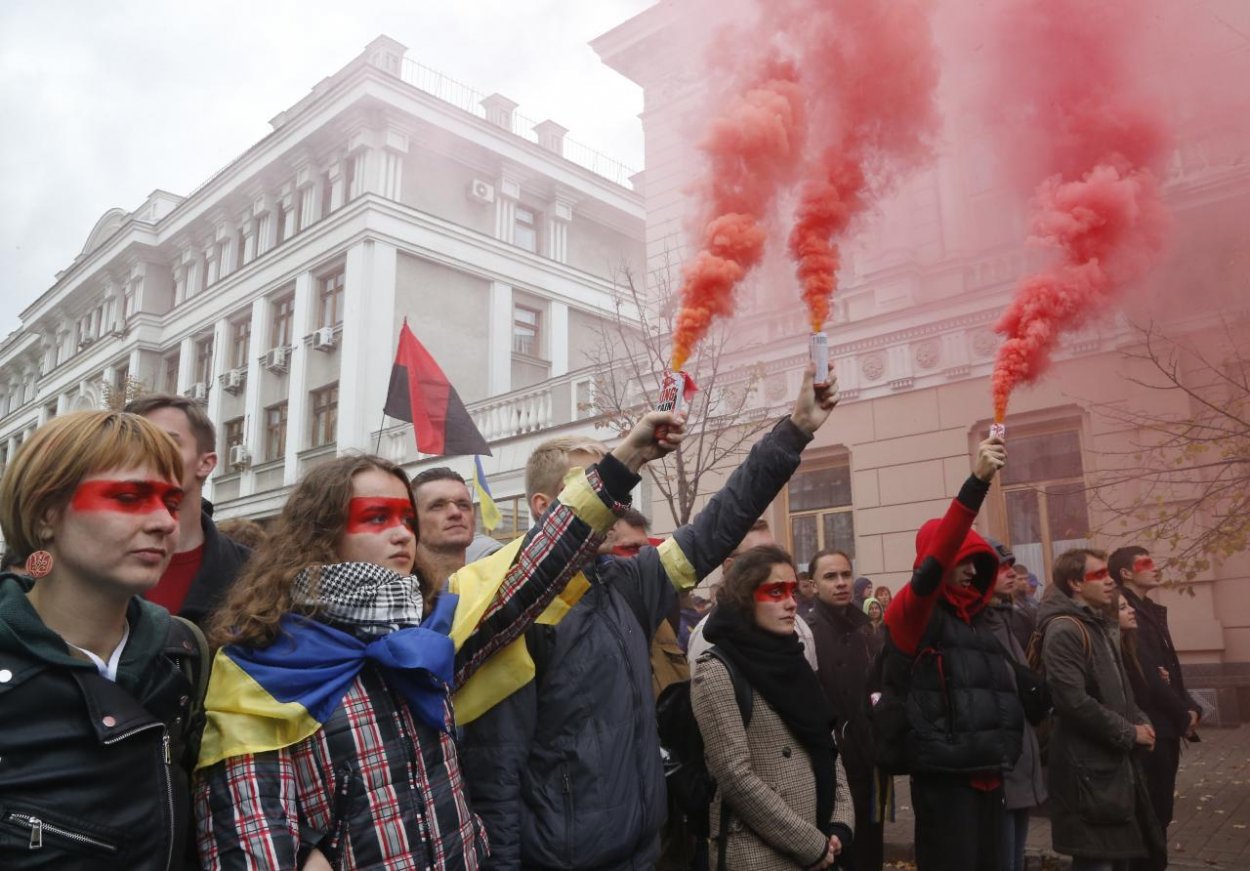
884 437 1003 655
451 410 684 685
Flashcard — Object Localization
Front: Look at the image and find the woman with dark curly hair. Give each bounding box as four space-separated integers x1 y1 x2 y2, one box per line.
692 544 854 870
194 412 682 871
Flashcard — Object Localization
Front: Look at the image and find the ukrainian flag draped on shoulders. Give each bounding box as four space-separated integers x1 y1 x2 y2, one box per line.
197 591 459 770
197 465 617 769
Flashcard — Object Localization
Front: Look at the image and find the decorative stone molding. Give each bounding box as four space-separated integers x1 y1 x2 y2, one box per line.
970 328 998 359
914 338 940 370
861 352 886 381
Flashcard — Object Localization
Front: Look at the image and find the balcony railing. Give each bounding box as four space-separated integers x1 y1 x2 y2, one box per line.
372 368 600 464
399 58 637 189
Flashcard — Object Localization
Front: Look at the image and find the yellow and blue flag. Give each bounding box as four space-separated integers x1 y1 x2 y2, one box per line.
473 455 501 532
197 596 457 770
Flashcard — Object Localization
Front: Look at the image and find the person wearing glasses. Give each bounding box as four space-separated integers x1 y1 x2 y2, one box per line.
1037 549 1163 871
1108 547 1201 871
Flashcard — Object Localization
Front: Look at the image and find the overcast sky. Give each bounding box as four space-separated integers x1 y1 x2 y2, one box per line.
0 0 652 337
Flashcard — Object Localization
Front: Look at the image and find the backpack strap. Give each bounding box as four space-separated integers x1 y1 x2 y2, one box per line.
704 646 753 871
166 616 211 767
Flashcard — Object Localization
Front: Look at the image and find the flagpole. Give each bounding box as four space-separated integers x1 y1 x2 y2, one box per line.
375 411 386 455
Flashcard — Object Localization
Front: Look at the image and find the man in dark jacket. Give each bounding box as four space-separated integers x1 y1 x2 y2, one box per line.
982 540 1046 871
126 395 250 625
881 436 1022 871
460 365 839 870
1110 545 1202 871
1039 548 1161 869
808 548 886 871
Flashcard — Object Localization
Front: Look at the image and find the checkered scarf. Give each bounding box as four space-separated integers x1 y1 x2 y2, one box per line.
291 562 425 638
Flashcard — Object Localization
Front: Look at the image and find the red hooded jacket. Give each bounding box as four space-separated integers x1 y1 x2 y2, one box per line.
884 478 999 657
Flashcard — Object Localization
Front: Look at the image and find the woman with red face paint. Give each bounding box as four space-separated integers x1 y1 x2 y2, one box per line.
194 410 683 871
691 544 854 870
0 411 206 870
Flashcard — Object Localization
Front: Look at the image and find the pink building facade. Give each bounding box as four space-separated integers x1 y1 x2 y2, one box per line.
594 2 1250 722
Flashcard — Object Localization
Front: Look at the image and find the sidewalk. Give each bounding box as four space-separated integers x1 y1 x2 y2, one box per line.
883 725 1250 870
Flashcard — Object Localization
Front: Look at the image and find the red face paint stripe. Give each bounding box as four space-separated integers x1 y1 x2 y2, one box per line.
345 498 416 534
754 581 798 603
70 480 184 516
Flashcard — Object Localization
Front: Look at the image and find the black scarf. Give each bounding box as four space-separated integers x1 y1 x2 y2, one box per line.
704 604 838 834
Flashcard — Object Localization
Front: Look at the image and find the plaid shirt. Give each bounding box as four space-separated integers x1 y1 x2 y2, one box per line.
196 465 629 870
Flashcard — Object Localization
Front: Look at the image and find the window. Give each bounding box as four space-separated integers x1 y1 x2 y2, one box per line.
271 293 295 349
230 316 252 369
163 353 180 393
514 207 538 253
194 336 214 386
224 417 245 452
786 462 855 571
996 427 1090 585
318 269 345 329
264 402 288 462
512 305 541 356
310 383 339 448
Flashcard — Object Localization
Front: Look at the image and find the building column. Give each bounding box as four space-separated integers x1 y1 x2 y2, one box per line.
217 224 237 280
204 243 220 286
297 167 321 232
182 250 202 302
173 263 188 306
239 296 272 497
550 301 569 377
241 216 258 266
546 193 574 263
381 127 408 200
495 175 521 243
327 158 346 213
283 271 315 485
176 335 196 394
279 184 296 242
488 282 513 395
338 240 398 451
203 317 231 502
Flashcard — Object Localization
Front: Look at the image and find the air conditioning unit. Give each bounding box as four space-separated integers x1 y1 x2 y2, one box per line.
228 445 251 469
263 346 290 373
220 368 246 394
468 179 495 205
186 382 209 403
311 326 337 351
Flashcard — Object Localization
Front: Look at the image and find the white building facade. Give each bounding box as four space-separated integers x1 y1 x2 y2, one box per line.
0 36 644 538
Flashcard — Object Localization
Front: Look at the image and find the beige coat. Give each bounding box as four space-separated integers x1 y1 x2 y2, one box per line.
692 656 855 870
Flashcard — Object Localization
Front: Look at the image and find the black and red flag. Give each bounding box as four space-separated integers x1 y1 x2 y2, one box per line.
384 319 491 457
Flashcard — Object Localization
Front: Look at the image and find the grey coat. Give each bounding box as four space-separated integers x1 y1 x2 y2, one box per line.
1037 590 1152 860
982 599 1047 810
693 655 855 870
460 418 813 870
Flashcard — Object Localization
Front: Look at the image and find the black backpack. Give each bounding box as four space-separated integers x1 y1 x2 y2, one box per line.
655 647 752 847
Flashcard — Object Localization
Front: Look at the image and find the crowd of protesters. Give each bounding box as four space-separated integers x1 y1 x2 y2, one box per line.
0 363 1205 871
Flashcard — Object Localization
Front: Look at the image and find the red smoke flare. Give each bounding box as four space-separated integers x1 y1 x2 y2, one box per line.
671 58 806 370
787 0 940 332
989 0 1170 421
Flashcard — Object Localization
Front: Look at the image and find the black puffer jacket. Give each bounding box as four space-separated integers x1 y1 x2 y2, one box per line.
0 574 199 870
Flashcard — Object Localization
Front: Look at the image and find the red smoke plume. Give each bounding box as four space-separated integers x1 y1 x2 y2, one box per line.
788 0 940 332
670 57 805 370
989 0 1170 421
671 0 940 368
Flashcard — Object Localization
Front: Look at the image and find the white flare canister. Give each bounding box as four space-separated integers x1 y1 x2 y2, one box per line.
990 422 1006 440
809 332 830 386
